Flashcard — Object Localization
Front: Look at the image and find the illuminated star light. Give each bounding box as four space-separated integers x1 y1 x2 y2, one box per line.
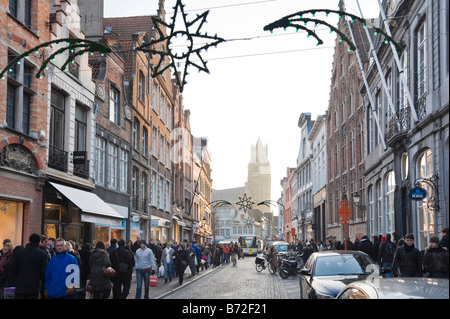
141 0 225 92
236 193 255 214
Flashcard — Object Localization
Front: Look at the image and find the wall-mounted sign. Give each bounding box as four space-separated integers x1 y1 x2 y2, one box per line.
409 187 428 201
73 151 87 165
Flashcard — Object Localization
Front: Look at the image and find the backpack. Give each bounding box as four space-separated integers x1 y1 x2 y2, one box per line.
385 242 395 257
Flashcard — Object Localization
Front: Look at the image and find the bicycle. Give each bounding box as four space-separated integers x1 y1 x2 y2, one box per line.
255 254 276 274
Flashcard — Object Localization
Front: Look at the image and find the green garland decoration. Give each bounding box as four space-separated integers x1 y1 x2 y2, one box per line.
208 200 233 209
0 38 111 79
1 0 224 92
264 9 403 54
257 200 285 210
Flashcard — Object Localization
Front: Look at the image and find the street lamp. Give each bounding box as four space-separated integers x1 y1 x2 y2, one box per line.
353 192 366 210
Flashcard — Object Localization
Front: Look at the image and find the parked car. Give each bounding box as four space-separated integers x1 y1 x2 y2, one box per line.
336 277 449 299
267 241 289 254
299 250 378 299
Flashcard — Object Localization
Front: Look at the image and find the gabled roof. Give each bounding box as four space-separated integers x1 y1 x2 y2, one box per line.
103 16 155 41
103 16 156 80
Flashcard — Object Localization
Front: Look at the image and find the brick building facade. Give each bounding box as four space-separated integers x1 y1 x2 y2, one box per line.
326 18 368 241
0 0 51 245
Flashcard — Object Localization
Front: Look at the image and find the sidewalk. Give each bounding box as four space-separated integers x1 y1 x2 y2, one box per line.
125 264 222 299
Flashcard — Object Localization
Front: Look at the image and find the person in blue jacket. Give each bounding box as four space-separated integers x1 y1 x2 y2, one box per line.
44 238 80 299
191 241 201 273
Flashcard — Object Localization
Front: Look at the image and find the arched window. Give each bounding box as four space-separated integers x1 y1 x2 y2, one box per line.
385 172 395 234
417 150 434 249
368 185 374 236
133 118 139 150
376 180 382 233
139 71 145 101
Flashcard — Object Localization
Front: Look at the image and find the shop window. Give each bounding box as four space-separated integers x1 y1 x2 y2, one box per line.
0 200 23 246
94 226 110 244
417 149 434 249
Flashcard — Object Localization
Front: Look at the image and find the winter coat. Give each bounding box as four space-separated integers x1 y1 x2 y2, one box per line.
0 246 24 288
89 248 112 291
44 252 79 298
378 240 395 264
266 247 278 270
358 239 375 260
351 239 360 251
173 249 188 270
440 234 449 251
0 250 12 273
111 246 134 275
78 247 91 281
161 247 175 265
392 244 423 277
187 248 197 268
423 245 449 277
13 243 48 295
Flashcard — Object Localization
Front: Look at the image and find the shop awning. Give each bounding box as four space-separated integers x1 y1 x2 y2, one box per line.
172 214 186 226
49 182 124 226
151 216 170 228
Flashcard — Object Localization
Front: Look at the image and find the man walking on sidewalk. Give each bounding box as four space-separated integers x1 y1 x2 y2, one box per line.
134 240 156 299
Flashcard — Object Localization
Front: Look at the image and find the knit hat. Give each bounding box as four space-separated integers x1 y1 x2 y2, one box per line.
429 236 440 244
381 236 386 242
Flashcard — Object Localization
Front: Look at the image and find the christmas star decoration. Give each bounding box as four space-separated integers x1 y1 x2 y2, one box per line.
236 193 255 214
137 0 225 92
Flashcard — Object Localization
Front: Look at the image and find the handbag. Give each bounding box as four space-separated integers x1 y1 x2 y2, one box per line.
86 281 94 293
115 251 129 273
102 266 116 277
149 275 158 287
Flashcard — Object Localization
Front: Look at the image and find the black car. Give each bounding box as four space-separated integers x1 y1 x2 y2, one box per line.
299 250 378 299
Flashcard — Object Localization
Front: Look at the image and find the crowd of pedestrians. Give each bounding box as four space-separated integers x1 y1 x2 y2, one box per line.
285 227 449 279
0 234 245 299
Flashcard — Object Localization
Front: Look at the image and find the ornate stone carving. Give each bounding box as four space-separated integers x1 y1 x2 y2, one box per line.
0 144 36 175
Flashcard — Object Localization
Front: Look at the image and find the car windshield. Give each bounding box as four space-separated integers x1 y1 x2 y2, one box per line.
313 254 375 276
274 244 288 252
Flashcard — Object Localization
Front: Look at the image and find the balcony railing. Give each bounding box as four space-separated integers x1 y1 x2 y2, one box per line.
415 95 427 121
73 160 89 179
49 145 68 172
385 108 410 146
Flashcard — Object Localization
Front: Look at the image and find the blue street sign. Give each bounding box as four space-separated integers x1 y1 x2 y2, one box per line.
409 187 428 200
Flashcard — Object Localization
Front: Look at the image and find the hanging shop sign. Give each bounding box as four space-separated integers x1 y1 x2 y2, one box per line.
409 187 428 201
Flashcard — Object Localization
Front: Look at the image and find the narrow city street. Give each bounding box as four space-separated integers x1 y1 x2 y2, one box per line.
126 256 299 300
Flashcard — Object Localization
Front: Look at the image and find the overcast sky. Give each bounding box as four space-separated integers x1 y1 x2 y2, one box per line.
104 0 382 211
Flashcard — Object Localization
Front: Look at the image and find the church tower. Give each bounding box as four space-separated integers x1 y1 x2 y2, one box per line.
245 138 271 215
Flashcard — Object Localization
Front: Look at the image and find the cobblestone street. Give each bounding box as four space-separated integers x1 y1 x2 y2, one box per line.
125 256 300 299
144 257 299 299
